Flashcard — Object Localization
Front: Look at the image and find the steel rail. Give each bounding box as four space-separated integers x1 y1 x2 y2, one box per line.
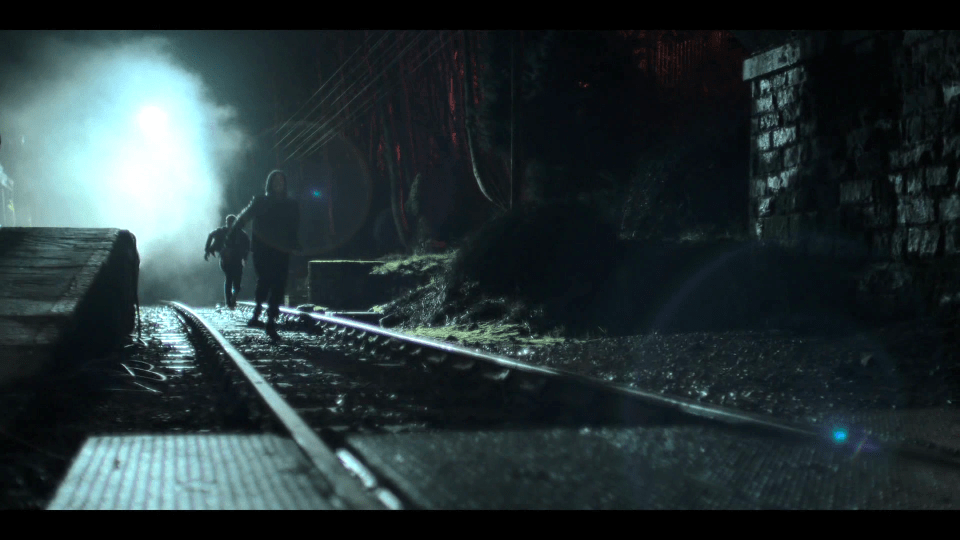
247 302 960 469
163 301 403 510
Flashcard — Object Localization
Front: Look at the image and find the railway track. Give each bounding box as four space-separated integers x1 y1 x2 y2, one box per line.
35 301 960 509
230 302 960 458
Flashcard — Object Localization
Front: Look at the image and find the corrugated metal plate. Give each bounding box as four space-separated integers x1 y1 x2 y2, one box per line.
48 434 336 510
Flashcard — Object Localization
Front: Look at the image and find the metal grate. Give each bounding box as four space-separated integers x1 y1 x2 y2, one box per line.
48 434 337 510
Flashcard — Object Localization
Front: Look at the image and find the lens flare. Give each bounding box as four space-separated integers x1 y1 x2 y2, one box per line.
832 428 848 443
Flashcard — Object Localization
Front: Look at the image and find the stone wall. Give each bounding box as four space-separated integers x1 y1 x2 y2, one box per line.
744 31 960 319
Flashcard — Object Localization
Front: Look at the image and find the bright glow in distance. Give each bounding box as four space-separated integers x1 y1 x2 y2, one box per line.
832 428 848 443
0 35 251 304
137 105 168 134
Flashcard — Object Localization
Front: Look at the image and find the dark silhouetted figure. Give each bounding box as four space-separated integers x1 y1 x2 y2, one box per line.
205 214 250 309
228 170 300 339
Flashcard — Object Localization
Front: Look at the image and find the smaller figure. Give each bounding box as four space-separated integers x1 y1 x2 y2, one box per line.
205 214 250 309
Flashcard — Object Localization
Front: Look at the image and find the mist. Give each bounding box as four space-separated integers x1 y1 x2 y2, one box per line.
0 33 252 306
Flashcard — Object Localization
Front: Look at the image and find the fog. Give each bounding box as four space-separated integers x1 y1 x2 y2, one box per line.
0 34 252 305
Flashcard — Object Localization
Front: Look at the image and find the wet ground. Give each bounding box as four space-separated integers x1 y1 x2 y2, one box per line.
360 248 960 426
199 306 574 433
217 291 960 430
214 304 960 509
398 318 960 426
0 307 258 509
4 302 958 509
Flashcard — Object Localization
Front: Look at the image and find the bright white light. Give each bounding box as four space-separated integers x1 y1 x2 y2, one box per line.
0 35 252 305
138 105 168 134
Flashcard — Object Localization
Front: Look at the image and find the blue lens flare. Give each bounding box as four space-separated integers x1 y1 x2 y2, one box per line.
832 428 848 443
312 189 322 199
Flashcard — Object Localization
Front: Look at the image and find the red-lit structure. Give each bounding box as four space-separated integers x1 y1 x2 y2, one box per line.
278 30 748 252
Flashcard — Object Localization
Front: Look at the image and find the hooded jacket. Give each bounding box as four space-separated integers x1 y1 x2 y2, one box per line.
230 175 300 254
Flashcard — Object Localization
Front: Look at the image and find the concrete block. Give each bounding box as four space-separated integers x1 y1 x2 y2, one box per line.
904 116 924 143
840 180 873 204
946 223 960 253
888 174 904 194
774 87 799 109
904 30 937 47
759 215 790 241
743 34 832 81
926 165 949 187
945 32 960 54
863 203 895 229
892 228 908 259
780 166 799 190
924 110 944 137
767 172 783 191
785 66 806 86
854 150 885 176
756 132 772 152
946 136 960 160
846 127 872 151
772 126 797 148
776 190 799 213
793 184 817 212
308 256 448 311
783 144 800 168
0 228 139 388
758 197 774 217
779 101 801 122
903 87 942 116
757 149 782 176
799 120 817 138
915 36 945 65
907 226 941 256
906 170 925 194
941 194 960 221
753 95 774 115
944 81 960 105
759 72 788 94
871 231 891 257
759 113 780 131
743 42 803 81
897 196 936 224
309 260 384 310
891 143 934 169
